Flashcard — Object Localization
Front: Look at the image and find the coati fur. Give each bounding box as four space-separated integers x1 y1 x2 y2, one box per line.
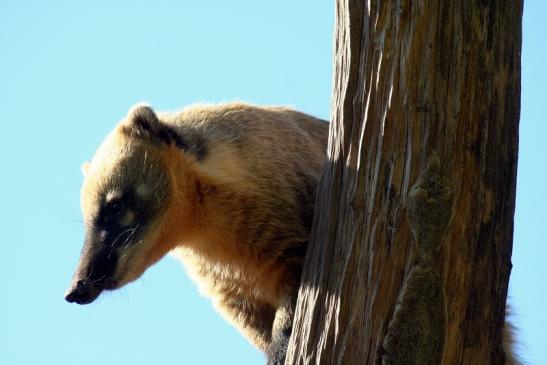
65 103 329 364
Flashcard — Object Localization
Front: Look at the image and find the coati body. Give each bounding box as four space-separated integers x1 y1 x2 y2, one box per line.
65 103 329 364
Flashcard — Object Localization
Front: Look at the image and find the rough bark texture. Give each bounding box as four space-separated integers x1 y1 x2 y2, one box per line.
286 1 522 364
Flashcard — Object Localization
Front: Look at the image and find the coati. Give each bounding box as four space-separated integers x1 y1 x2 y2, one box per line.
65 103 329 364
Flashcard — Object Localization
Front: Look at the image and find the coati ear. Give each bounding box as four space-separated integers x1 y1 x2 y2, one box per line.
120 103 208 161
123 103 162 137
81 161 91 176
120 103 187 149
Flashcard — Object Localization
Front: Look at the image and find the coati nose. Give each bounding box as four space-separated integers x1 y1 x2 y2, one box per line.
65 279 98 305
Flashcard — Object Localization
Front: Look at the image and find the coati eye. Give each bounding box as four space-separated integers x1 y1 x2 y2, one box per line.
106 199 124 217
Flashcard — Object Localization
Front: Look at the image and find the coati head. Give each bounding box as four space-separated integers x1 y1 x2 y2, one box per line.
65 104 199 305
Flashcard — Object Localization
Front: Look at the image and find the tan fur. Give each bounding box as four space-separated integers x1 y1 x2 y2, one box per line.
504 306 521 365
78 102 328 353
156 104 328 350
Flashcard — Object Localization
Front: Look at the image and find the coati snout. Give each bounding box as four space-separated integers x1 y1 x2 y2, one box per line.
65 235 120 304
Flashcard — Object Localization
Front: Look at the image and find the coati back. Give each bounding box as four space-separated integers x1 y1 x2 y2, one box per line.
65 103 329 364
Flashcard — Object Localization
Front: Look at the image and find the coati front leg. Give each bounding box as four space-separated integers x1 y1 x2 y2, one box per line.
267 297 295 365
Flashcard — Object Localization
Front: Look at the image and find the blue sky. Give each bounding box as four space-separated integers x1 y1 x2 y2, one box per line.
0 1 544 364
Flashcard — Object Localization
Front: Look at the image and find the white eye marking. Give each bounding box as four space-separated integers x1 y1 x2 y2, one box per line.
118 210 135 227
106 190 122 202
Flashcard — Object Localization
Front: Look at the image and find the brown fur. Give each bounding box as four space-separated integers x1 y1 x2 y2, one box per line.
160 104 329 350
72 102 328 357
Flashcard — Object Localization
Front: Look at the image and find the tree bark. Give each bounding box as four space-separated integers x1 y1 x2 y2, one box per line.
286 1 522 364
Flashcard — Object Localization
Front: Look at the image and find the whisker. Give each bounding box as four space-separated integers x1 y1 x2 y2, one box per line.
118 239 143 263
122 223 140 249
112 227 137 247
56 210 84 224
90 274 107 284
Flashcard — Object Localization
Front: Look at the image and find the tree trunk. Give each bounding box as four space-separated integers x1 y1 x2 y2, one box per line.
286 1 522 364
